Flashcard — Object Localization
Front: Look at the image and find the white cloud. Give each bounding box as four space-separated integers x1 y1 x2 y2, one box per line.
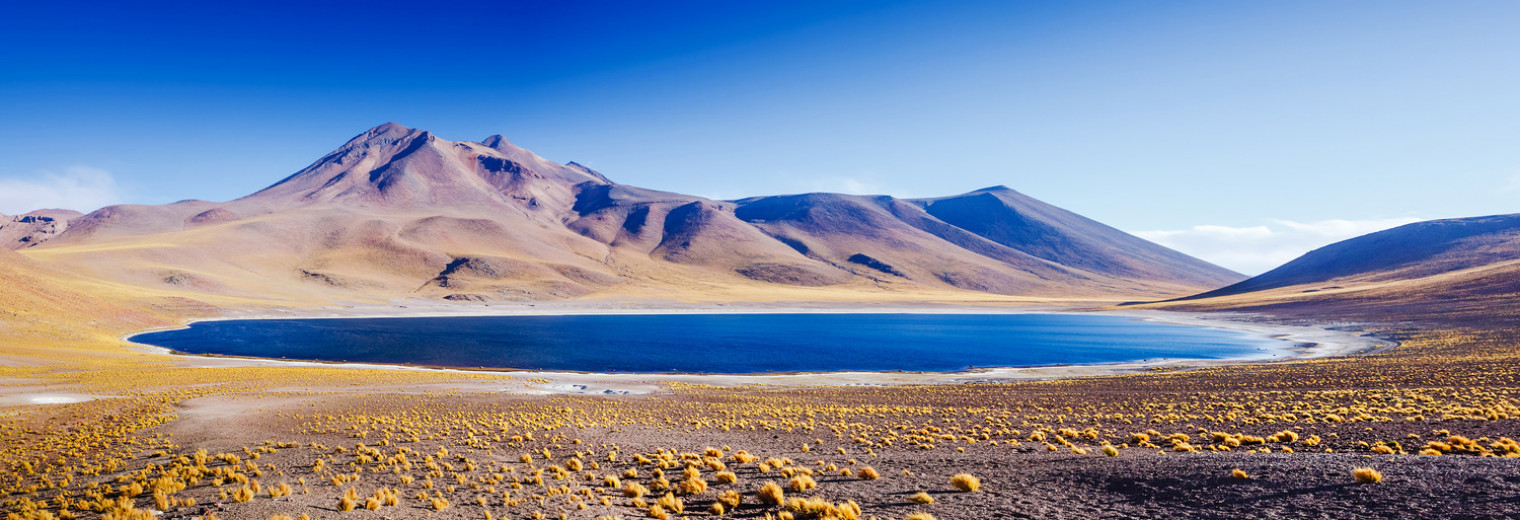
0 166 123 215
1135 217 1423 275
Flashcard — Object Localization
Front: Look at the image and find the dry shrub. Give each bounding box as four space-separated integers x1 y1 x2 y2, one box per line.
655 493 683 514
788 474 817 492
757 481 785 506
676 476 708 495
950 473 980 492
624 482 650 498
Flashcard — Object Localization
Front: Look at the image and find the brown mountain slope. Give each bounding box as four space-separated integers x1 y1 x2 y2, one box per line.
17 123 1241 304
732 192 1094 295
1144 214 1520 326
912 187 1236 288
0 248 167 357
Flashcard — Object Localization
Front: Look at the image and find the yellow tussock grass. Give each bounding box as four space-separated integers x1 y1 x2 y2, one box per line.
950 473 980 492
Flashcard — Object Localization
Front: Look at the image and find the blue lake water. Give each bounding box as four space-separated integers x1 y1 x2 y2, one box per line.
130 313 1283 374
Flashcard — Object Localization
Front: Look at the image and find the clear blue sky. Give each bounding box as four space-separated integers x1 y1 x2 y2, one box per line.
2 1 1517 273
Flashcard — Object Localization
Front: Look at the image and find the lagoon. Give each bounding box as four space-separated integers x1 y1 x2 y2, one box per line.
130 313 1283 374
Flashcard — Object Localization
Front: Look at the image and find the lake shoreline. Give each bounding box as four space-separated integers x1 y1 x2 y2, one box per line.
121 301 1394 394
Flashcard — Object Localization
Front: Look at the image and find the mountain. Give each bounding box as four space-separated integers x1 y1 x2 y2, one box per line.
13 123 1242 305
243 123 606 210
1152 214 1520 325
0 209 83 249
910 187 1233 288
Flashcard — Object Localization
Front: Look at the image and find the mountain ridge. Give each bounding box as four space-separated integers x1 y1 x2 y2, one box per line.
11 123 1243 304
1183 214 1520 300
1145 213 1520 325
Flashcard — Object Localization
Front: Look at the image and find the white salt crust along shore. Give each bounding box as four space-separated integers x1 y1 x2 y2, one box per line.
120 300 1395 396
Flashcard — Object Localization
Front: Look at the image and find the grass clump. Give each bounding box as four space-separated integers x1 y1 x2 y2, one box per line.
717 489 741 509
1353 467 1382 484
788 474 817 492
624 482 650 498
1231 468 1249 480
908 491 934 504
233 486 255 503
784 497 861 519
655 493 683 514
757 481 785 506
676 476 708 495
950 473 980 492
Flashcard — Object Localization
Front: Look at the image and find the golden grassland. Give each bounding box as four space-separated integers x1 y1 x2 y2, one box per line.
3 249 1520 518
3 325 1519 520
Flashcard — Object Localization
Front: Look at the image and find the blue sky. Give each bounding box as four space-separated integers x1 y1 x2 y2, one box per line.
2 0 1517 273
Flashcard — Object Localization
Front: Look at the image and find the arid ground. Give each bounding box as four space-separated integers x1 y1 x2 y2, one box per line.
4 293 1519 520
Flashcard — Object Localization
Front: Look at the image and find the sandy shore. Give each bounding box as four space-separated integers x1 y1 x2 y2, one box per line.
119 300 1395 395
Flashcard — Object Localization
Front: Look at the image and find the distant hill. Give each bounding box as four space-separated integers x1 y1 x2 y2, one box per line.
0 209 83 249
13 123 1242 304
1153 214 1520 325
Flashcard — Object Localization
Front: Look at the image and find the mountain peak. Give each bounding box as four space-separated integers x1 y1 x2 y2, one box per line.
344 122 427 146
369 121 414 134
243 124 609 209
481 134 511 148
480 135 534 159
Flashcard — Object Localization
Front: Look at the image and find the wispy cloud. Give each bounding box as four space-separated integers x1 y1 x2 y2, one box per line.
1136 217 1423 275
0 166 123 215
